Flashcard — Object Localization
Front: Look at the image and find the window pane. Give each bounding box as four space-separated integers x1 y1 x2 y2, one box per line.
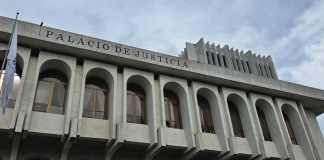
228 101 245 137
83 84 108 119
164 90 182 129
198 96 215 133
33 81 51 112
127 84 146 124
50 82 65 114
257 107 272 141
33 75 67 114
283 113 298 144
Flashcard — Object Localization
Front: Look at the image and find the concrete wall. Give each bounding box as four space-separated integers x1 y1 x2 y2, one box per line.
0 42 322 160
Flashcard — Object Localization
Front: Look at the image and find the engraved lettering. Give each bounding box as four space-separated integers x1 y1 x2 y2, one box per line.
143 52 149 59
87 40 94 47
124 48 130 55
46 30 53 38
77 38 85 45
151 54 156 61
68 35 74 43
56 34 64 41
170 59 175 65
103 43 109 50
135 51 140 57
157 55 162 62
97 41 101 48
115 46 122 53
44 30 189 68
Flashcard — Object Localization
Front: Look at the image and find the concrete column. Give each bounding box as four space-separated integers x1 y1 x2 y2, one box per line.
9 48 31 130
15 56 39 132
69 64 83 138
298 103 323 160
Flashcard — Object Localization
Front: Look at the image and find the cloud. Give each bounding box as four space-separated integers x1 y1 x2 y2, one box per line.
0 0 323 134
270 0 324 135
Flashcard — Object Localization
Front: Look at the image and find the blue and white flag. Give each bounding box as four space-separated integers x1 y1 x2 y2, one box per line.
1 13 18 114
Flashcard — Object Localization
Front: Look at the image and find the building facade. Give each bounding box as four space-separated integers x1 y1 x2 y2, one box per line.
0 15 323 160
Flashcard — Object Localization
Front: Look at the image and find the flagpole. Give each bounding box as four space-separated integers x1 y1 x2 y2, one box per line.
1 12 19 114
0 12 19 83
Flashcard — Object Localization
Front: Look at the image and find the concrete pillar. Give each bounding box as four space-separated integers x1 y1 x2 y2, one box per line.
15 56 39 132
69 64 83 138
298 103 324 160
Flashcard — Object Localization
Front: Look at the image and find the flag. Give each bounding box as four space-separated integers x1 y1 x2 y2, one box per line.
1 13 19 114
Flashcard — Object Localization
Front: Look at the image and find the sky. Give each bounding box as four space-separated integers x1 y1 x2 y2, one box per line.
0 0 323 135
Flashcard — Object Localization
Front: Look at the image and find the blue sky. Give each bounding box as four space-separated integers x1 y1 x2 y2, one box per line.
0 0 323 134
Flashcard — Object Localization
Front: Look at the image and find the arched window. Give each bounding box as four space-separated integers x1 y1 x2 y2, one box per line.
33 70 67 114
283 112 298 144
256 106 272 141
83 77 109 119
228 101 245 137
198 95 214 133
0 52 23 109
164 90 182 129
127 83 146 124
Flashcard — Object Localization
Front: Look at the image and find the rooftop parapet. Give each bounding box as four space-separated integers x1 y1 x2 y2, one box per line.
183 38 278 79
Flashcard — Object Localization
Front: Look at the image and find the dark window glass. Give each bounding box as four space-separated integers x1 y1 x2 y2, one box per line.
206 52 211 64
246 61 252 73
198 96 215 133
264 65 270 77
164 90 182 129
236 59 241 71
268 66 274 78
33 71 67 114
216 54 221 66
222 55 227 67
256 107 272 141
83 78 108 119
241 60 246 72
228 101 245 137
211 53 216 65
259 64 264 76
231 58 237 70
127 83 146 124
283 112 298 144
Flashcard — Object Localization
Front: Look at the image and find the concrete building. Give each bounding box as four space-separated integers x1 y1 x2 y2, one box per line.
0 15 323 160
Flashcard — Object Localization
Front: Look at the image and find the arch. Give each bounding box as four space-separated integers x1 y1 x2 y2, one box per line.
0 50 24 108
163 82 187 129
255 99 272 141
197 88 216 133
33 59 71 114
83 68 113 119
282 104 299 145
227 94 246 137
126 75 151 124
